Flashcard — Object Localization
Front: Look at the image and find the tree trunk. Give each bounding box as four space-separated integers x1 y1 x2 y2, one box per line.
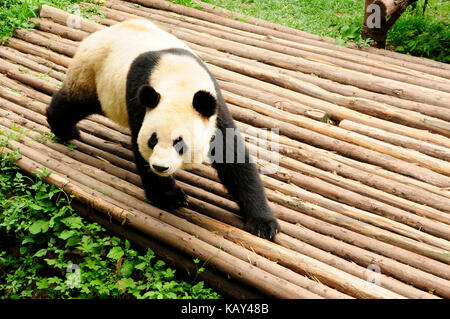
362 0 418 48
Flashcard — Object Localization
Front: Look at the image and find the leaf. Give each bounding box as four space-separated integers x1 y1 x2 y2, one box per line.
58 230 77 240
29 220 49 234
34 249 47 257
61 216 84 229
107 246 124 260
120 259 135 278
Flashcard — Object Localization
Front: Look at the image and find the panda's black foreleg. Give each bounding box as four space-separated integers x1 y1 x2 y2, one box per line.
46 89 102 143
131 140 187 210
212 116 280 240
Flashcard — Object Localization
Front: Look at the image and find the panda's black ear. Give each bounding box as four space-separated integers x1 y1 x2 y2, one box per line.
193 90 217 118
137 85 160 109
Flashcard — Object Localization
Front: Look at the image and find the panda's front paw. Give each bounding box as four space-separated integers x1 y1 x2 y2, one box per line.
147 185 188 210
52 126 80 143
245 216 280 240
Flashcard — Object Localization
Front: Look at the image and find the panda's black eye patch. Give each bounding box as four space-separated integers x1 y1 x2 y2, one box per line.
148 132 158 149
173 136 187 155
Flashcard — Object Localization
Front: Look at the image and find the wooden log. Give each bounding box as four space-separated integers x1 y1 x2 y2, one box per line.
339 120 450 161
243 138 450 237
34 8 450 144
30 17 89 41
207 65 450 149
129 0 450 78
0 105 446 298
99 2 450 93
226 102 450 188
38 4 105 33
99 4 450 107
184 195 441 299
194 49 450 137
177 176 450 297
277 223 447 298
0 46 65 81
0 144 321 299
6 37 71 67
13 28 77 57
173 168 450 285
188 163 450 263
72 199 265 299
0 58 60 95
239 123 450 200
0 73 51 104
189 0 333 42
219 90 450 176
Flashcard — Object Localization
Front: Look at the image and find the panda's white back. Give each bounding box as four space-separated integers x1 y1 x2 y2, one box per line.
64 19 207 128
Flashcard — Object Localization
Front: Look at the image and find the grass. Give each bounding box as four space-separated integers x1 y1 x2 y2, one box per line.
0 129 220 299
0 0 105 43
174 0 449 62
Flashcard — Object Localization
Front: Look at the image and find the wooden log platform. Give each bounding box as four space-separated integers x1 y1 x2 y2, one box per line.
0 0 449 299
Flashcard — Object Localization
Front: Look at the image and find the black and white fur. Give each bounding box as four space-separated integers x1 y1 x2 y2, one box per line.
46 19 280 240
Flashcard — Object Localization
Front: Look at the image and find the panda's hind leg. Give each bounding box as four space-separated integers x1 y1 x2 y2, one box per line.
46 89 102 143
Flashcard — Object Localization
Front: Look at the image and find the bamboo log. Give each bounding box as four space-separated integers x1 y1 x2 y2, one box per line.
0 74 51 104
339 120 450 161
0 46 65 81
30 17 89 41
174 168 450 284
227 102 450 188
217 79 450 148
109 5 450 93
240 123 450 200
2 148 318 299
168 166 450 286
130 0 450 78
72 199 265 299
177 174 450 297
39 4 105 33
184 195 441 299
244 139 450 238
0 58 60 95
187 163 450 263
189 0 334 42
5 37 71 67
1 102 448 298
40 4 450 107
101 5 450 107
34 9 450 145
208 64 450 148
13 28 77 57
219 90 450 176
194 49 450 137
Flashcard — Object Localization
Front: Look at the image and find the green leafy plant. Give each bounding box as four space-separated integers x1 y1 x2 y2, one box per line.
0 140 220 299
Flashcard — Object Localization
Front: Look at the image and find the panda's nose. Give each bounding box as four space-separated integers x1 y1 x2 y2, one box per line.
152 164 169 173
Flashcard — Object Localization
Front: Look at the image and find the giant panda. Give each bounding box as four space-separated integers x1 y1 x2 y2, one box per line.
46 19 280 240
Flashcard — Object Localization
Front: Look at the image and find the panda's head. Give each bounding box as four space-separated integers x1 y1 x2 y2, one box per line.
136 85 217 177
